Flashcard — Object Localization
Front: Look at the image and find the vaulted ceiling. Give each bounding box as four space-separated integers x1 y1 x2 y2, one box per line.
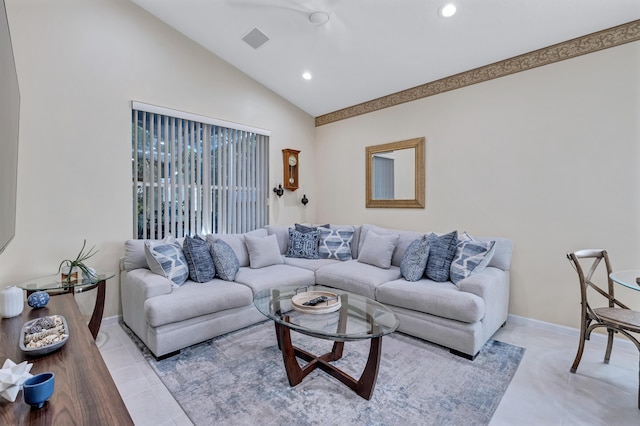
131 0 640 118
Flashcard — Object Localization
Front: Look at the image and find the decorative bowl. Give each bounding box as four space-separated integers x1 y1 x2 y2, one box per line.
23 372 55 408
20 315 69 356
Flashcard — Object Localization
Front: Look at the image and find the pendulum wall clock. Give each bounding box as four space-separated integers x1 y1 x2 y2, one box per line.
282 149 300 191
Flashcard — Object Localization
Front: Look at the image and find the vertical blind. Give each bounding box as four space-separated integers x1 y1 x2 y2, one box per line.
131 102 270 239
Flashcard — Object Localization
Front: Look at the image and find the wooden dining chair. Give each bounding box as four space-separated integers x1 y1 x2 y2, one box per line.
567 249 640 408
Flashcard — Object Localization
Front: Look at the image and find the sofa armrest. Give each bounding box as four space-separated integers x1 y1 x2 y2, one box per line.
458 267 510 330
123 268 173 300
457 267 508 300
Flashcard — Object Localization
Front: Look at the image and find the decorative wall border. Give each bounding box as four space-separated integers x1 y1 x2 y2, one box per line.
315 20 640 127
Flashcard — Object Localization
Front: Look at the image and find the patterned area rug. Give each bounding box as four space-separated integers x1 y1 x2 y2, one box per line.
122 321 524 426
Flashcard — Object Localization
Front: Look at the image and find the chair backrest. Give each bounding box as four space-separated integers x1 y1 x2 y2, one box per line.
567 249 627 311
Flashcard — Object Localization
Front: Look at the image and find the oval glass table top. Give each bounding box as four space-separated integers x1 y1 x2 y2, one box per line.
17 272 115 293
254 285 400 341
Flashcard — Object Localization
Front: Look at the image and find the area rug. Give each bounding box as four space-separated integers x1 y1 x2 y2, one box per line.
121 321 524 426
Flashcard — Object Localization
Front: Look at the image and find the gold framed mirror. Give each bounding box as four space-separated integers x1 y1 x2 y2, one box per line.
366 137 425 208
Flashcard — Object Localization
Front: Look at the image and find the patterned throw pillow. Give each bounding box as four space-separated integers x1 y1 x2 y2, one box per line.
286 228 320 259
400 235 430 281
210 239 240 281
144 240 189 286
425 231 458 282
357 230 399 269
318 227 354 261
450 233 496 285
182 235 215 283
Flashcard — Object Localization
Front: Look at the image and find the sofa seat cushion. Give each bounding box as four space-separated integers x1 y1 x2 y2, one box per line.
283 257 339 272
144 279 253 327
376 279 485 323
315 260 401 300
234 264 315 295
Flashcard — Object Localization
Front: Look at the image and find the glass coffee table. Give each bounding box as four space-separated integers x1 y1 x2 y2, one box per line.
254 285 399 400
17 272 115 340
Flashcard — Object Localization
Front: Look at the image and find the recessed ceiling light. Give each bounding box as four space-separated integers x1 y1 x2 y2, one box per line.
308 11 330 25
439 3 457 17
302 72 312 80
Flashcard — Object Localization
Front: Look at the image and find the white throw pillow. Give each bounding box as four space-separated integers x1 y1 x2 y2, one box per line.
357 230 399 269
245 234 284 269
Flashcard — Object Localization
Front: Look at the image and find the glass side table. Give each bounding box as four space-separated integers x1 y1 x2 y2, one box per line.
17 272 115 340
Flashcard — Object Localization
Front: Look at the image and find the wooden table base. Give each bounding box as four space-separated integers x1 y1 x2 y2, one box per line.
274 321 382 400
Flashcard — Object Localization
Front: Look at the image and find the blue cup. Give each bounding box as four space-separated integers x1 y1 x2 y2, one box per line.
23 372 55 409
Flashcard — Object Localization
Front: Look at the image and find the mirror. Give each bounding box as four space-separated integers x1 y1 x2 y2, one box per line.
366 137 425 208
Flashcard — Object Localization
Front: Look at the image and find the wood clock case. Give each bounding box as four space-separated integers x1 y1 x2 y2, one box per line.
282 149 300 191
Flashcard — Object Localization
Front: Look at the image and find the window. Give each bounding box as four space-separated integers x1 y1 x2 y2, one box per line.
131 102 270 239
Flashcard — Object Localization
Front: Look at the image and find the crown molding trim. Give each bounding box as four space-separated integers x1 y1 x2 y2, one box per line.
315 19 640 127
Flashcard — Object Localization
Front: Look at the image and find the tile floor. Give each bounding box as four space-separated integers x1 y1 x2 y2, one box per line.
98 316 640 425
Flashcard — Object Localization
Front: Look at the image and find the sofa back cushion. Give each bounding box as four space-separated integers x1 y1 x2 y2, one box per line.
206 228 268 267
358 224 424 267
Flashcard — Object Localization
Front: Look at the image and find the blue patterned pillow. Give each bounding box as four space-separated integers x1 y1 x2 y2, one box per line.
287 228 320 259
210 239 240 281
400 235 430 281
182 235 215 283
318 227 354 261
450 234 496 285
144 240 189 286
425 231 458 282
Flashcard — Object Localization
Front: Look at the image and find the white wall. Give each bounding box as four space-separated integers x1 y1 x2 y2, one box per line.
0 0 316 317
314 41 640 328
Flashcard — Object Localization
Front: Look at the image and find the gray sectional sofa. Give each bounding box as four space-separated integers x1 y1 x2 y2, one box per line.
120 224 512 360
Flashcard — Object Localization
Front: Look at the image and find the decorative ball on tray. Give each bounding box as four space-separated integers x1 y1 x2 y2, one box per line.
27 291 49 309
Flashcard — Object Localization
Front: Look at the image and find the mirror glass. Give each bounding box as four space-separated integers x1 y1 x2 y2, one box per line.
366 137 425 208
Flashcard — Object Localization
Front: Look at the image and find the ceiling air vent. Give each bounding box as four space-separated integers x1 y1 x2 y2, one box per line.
242 28 270 50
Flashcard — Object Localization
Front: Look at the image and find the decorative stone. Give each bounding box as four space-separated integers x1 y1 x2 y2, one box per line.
27 291 49 309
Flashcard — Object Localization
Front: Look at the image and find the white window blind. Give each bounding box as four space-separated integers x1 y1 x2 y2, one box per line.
132 103 269 239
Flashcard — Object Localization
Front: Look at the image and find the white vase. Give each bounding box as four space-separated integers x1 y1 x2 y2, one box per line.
0 286 24 318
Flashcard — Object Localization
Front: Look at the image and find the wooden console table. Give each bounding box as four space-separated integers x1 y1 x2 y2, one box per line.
0 294 133 425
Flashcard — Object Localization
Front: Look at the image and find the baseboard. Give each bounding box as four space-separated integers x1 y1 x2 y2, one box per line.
101 315 121 326
507 314 635 350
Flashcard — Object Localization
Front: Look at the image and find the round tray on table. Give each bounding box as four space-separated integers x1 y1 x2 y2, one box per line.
291 291 341 314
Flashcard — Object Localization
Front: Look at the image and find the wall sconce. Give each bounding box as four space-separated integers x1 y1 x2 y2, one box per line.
301 194 309 206
273 184 284 197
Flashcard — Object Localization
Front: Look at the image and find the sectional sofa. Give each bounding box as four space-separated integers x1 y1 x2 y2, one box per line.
120 224 512 360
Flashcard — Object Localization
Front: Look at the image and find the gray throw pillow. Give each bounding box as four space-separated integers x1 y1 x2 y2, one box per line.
450 233 496 285
357 230 399 269
210 240 240 281
400 235 430 281
182 235 215 283
144 240 189 286
286 228 320 259
425 231 458 282
245 234 284 268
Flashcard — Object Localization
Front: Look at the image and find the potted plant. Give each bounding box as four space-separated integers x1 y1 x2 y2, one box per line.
58 240 98 284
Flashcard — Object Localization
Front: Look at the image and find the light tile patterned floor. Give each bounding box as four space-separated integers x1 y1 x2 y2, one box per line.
98 317 640 425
